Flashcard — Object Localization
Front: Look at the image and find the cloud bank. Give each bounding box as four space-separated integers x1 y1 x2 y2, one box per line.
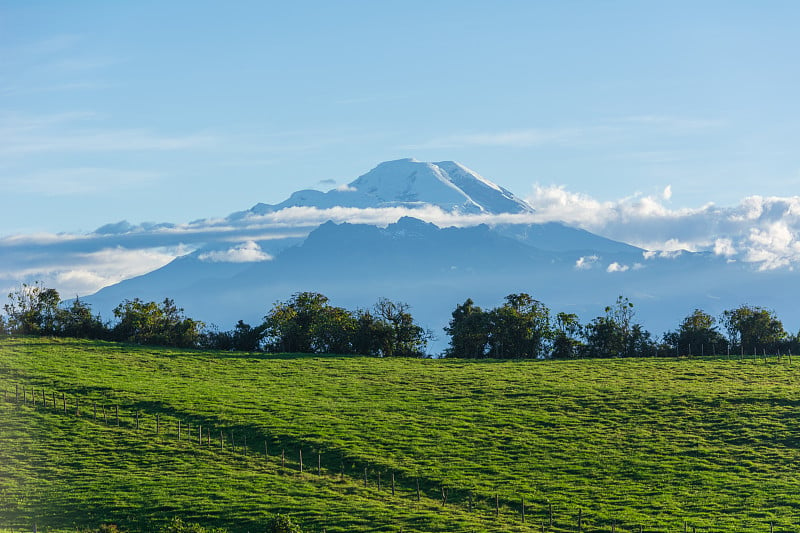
3 185 800 299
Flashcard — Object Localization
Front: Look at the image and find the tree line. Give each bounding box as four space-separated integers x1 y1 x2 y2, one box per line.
1 282 796 358
0 283 430 357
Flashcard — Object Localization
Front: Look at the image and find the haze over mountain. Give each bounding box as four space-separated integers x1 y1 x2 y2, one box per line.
79 159 800 353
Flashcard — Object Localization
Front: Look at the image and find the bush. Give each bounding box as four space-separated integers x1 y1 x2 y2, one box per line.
266 514 303 533
159 517 227 533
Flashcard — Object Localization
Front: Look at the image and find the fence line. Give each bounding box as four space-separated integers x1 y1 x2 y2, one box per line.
0 377 791 532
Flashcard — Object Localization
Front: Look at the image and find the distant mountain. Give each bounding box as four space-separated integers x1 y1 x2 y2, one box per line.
84 159 800 354
235 159 534 216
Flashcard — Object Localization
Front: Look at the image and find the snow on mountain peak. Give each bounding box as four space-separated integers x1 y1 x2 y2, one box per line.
246 159 534 215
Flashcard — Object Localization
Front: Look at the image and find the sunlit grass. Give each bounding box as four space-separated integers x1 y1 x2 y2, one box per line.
2 337 799 532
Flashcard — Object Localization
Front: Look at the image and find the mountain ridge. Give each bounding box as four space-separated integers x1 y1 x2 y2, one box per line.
239 158 534 217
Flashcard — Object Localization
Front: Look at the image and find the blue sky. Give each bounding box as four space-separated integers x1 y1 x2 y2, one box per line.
2 1 799 236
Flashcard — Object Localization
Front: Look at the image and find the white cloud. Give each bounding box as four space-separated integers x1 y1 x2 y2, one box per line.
607 262 629 273
713 238 736 257
198 241 273 263
0 245 191 296
575 255 599 270
662 185 672 201
6 182 800 301
525 185 800 271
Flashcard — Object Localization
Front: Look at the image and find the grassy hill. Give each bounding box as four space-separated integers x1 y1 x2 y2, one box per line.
1 337 800 532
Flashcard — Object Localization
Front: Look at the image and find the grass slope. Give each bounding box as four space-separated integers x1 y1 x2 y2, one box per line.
2 337 800 532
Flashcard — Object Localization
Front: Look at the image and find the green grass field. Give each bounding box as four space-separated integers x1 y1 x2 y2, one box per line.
2 337 800 532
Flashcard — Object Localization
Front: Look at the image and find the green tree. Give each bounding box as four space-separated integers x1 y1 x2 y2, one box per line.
551 312 583 359
4 282 61 335
664 309 727 356
263 292 358 354
582 296 655 357
349 309 389 356
443 298 490 358
57 297 107 339
112 298 203 347
373 298 430 357
202 320 265 352
721 305 786 353
312 304 357 354
487 293 552 358
263 292 330 353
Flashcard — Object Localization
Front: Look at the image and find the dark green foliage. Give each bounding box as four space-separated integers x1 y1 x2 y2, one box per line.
551 312 583 359
722 304 786 353
57 297 107 339
159 517 228 533
202 320 265 351
266 514 303 533
372 298 430 357
664 309 728 356
445 294 552 358
443 299 490 358
486 293 551 358
4 282 61 335
3 283 106 339
582 296 656 358
262 292 429 356
111 298 204 348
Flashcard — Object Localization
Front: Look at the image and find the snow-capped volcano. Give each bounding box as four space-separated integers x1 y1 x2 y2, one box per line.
244 159 534 216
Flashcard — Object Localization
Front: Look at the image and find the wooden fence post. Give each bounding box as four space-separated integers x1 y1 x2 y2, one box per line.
578 507 582 532
199 425 203 445
378 472 382 491
115 405 119 426
495 494 499 517
318 453 321 476
549 502 553 527
363 466 367 487
521 497 525 523
391 472 395 496
416 479 420 501
135 411 139 430
440 485 446 506
220 430 224 450
299 449 303 472
15 384 18 403
243 434 247 455
281 448 285 468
